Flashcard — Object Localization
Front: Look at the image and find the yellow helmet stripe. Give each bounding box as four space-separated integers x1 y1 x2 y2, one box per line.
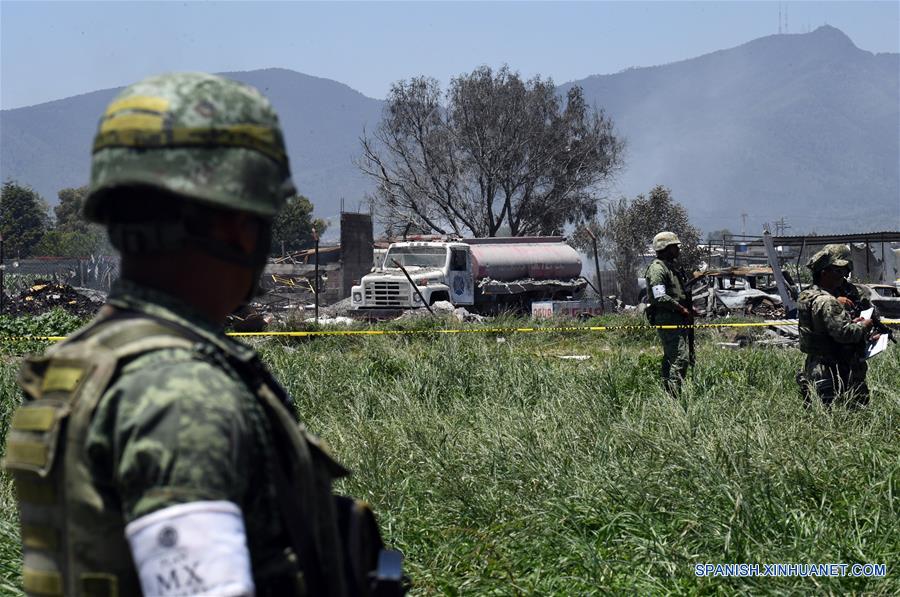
93 124 287 166
100 113 164 134
105 95 170 116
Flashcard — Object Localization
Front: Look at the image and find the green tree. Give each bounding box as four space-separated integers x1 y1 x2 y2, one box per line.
1 180 49 257
574 186 701 303
54 186 91 234
629 186 702 271
361 65 623 237
271 194 328 255
35 185 110 256
574 198 641 303
32 229 109 257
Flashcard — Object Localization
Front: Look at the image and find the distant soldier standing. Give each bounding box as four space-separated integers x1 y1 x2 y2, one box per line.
644 231 697 394
3 73 401 597
796 246 875 407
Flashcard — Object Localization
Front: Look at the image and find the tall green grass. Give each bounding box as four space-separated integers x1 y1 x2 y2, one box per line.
0 316 897 594
0 361 23 596
262 323 899 595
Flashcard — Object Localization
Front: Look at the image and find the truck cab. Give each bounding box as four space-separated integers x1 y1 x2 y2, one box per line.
351 241 475 309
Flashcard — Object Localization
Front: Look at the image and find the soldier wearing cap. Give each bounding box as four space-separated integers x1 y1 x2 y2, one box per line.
3 73 397 596
796 245 875 407
826 244 875 315
644 231 698 394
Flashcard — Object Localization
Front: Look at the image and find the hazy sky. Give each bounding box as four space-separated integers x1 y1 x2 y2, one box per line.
2 1 898 109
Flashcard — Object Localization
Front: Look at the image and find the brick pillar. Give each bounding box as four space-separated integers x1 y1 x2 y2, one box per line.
340 213 373 298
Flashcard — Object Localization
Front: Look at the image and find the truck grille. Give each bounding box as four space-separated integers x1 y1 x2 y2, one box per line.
364 281 409 307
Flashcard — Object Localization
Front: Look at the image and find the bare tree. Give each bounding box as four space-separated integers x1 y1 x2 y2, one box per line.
360 66 623 237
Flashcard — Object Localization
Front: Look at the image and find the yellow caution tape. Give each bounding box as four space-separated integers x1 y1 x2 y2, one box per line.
1 320 896 343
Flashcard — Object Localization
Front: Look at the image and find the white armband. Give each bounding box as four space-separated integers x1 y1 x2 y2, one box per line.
651 284 667 299
125 501 255 597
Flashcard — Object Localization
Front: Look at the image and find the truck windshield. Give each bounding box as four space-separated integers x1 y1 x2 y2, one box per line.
384 247 448 268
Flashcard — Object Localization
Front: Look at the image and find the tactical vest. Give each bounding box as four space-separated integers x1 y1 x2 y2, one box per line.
644 258 690 324
3 314 350 597
797 287 842 358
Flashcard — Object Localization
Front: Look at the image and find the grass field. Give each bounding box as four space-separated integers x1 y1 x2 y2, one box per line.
1 312 898 595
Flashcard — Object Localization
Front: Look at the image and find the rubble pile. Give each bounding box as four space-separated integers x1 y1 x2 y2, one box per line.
394 301 487 323
322 297 353 317
1 281 104 317
746 298 786 318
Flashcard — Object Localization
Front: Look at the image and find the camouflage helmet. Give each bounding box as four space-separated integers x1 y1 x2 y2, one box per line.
652 231 681 252
806 244 852 273
84 72 295 223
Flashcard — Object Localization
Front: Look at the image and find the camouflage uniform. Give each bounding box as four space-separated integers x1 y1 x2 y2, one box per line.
829 258 874 405
645 254 692 393
796 245 872 407
6 279 347 595
3 74 379 597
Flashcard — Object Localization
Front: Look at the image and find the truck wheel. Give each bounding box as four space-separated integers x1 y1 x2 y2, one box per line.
429 292 450 306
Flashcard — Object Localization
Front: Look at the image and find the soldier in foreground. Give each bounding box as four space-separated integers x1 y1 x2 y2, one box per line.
4 73 402 596
644 231 698 394
796 247 875 407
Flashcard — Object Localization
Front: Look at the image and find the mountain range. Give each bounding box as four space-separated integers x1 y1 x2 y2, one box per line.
1 25 897 235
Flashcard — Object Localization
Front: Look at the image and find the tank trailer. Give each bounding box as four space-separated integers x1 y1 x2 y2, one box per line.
351 236 586 313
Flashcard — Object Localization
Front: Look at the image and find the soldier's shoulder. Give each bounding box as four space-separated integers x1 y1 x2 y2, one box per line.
799 286 828 301
645 259 667 276
798 286 838 311
111 348 250 417
806 291 844 317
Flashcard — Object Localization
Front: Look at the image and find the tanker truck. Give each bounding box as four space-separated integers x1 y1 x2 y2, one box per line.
350 236 586 313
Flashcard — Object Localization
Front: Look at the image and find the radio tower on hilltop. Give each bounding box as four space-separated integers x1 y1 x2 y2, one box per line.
778 3 790 34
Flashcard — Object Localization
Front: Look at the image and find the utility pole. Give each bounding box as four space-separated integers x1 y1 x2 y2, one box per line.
774 216 791 237
585 228 604 312
741 213 748 237
312 226 319 324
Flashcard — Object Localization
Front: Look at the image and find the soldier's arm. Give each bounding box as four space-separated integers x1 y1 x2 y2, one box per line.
646 264 682 313
87 354 256 595
814 296 871 345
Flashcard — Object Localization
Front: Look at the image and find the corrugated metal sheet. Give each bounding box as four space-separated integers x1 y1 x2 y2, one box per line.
768 231 900 246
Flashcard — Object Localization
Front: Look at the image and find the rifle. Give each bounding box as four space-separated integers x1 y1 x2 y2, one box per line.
847 299 896 345
680 267 696 366
870 307 896 345
686 308 696 366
